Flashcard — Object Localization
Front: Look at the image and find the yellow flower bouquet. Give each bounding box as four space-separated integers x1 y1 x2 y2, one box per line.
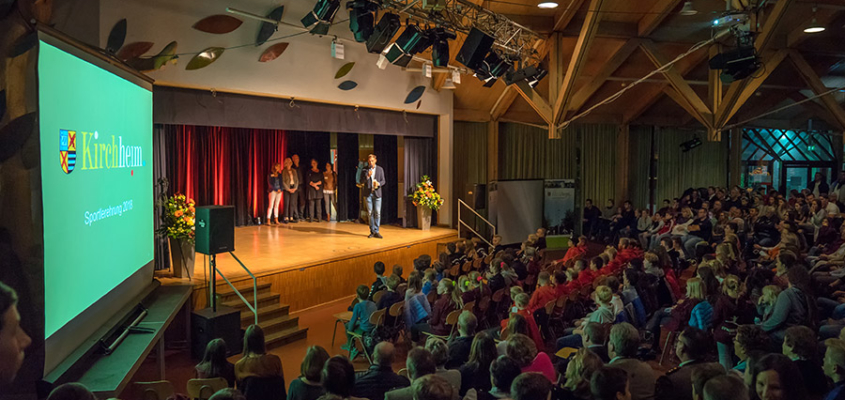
412 175 444 211
157 193 196 243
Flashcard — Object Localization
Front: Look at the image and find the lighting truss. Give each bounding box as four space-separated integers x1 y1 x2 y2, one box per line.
380 0 543 62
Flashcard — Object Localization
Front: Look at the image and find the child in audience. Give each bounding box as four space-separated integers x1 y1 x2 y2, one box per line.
458 275 477 305
429 278 462 336
422 268 438 295
500 293 544 351
553 269 570 299
195 338 236 387
393 265 406 284
555 285 615 351
405 271 432 343
345 285 376 359
559 236 588 264
527 271 557 314
369 261 387 300
561 348 604 400
234 325 283 387
577 257 601 286
377 275 404 313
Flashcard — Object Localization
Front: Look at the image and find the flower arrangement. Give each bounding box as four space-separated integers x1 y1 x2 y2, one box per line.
412 175 444 211
157 193 196 243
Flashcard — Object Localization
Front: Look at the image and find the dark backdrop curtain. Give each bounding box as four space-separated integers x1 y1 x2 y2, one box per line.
404 137 436 228
285 130 332 168
163 125 286 226
153 125 170 270
374 135 398 225
337 133 359 221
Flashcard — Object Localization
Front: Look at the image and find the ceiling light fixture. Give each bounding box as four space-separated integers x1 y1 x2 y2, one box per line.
680 1 698 16
804 7 825 33
537 1 559 9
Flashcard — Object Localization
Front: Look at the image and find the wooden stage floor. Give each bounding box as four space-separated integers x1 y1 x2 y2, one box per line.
189 222 457 311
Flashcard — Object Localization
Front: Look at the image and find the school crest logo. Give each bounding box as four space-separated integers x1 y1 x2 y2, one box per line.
60 129 77 174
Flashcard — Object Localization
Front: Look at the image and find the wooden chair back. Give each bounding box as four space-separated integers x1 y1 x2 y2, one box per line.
473 258 483 270
449 264 460 278
397 283 408 294
477 296 491 313
372 290 386 304
544 299 556 316
524 274 537 289
187 378 228 400
579 285 592 298
135 381 175 400
427 290 438 305
484 254 494 264
491 288 506 303
568 289 580 302
462 261 473 273
389 301 404 318
463 300 476 312
369 308 386 327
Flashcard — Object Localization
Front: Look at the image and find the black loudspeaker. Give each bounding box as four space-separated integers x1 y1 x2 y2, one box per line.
191 307 241 359
466 183 487 209
456 28 495 70
195 205 235 255
366 13 400 54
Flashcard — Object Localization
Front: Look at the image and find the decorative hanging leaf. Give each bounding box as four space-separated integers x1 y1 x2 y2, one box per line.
117 42 154 61
259 42 289 62
404 86 426 104
416 100 422 110
9 31 37 58
186 47 224 70
257 6 285 46
106 19 127 54
193 15 243 34
338 81 358 91
126 41 178 73
335 62 355 79
0 112 36 163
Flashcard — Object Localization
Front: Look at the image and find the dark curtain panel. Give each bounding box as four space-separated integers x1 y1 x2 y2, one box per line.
404 137 436 228
163 125 286 226
153 125 171 271
374 135 398 224
337 133 360 221
285 130 332 168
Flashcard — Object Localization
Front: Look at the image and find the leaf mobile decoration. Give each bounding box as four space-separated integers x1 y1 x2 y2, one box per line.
404 86 425 104
416 100 422 109
259 42 289 62
186 47 225 70
116 42 154 61
257 6 285 46
106 19 127 54
125 41 179 73
335 62 355 79
193 15 243 34
338 81 358 90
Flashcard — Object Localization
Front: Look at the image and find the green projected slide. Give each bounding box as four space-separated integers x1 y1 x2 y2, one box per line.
39 41 153 338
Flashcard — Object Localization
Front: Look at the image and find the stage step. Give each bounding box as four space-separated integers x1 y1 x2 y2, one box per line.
222 292 280 310
265 326 309 348
216 283 273 302
240 304 291 326
258 315 301 335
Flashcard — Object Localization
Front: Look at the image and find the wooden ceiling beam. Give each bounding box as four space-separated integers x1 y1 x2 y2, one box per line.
719 49 788 125
663 87 710 129
788 50 845 130
561 20 638 39
638 0 684 37
714 0 796 129
552 0 606 124
640 40 713 129
514 80 554 124
567 38 641 116
787 92 842 129
553 0 587 32
489 38 551 121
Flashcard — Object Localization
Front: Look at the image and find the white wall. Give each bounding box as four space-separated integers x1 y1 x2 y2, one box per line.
98 0 455 224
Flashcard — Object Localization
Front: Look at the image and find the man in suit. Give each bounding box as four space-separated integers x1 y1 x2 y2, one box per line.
385 348 437 400
360 154 387 239
608 323 655 400
352 342 410 400
655 327 710 400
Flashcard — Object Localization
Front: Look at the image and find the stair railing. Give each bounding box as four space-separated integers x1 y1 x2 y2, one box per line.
208 251 258 326
458 199 496 248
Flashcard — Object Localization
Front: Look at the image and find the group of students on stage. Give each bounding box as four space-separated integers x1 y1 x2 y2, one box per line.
267 154 337 225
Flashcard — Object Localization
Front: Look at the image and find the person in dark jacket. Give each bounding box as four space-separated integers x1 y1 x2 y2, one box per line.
446 311 477 369
195 339 236 387
823 339 845 400
762 266 816 344
655 327 710 400
352 342 410 400
811 172 831 197
305 159 323 222
783 326 828 400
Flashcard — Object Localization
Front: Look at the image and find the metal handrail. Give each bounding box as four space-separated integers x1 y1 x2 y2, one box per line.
457 199 496 248
212 252 258 326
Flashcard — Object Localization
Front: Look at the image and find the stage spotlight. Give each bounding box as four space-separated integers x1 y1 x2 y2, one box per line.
708 45 760 84
428 27 456 67
680 136 702 152
384 25 427 67
503 64 546 87
366 13 401 54
301 0 341 35
527 66 547 88
347 0 380 42
475 51 511 86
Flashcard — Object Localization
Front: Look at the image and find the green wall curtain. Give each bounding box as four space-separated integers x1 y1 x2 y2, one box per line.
453 121 489 219
654 127 727 205
629 126 653 208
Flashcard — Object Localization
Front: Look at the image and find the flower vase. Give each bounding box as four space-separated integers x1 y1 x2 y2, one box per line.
169 237 196 280
417 206 432 231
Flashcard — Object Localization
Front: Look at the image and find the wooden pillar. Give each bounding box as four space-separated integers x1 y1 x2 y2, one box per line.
729 128 742 187
574 128 584 236
616 125 630 205
548 33 564 139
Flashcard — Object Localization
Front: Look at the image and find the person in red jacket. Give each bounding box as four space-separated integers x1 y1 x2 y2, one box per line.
566 260 587 292
501 293 544 351
578 257 603 286
528 272 558 314
557 236 588 264
553 269 570 299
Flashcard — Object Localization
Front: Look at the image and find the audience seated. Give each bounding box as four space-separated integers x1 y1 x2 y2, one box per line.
412 375 454 400
405 272 432 344
702 375 748 400
429 278 462 337
196 338 237 387
370 262 388 300
782 326 828 400
385 348 437 400
690 363 727 400
476 356 521 400
732 325 770 373
590 367 631 400
345 285 377 359
510 372 551 400
288 346 330 400
322 356 365 400
751 353 808 400
580 322 609 363
824 339 845 400
0 281 31 385
500 293 543 351
352 342 410 400
505 334 555 383
654 327 711 400
458 332 496 396
447 311 477 369
560 348 603 400
235 325 284 394
425 337 461 393
608 323 655 400
46 383 96 400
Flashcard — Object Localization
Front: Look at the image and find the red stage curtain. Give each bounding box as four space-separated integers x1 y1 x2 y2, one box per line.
164 125 286 226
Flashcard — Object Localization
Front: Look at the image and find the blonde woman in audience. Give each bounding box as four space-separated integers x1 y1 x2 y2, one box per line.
425 337 461 393
560 348 604 400
506 333 556 383
555 286 615 351
757 285 781 323
287 346 330 400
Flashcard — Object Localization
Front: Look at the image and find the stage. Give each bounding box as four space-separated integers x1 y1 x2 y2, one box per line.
189 222 458 312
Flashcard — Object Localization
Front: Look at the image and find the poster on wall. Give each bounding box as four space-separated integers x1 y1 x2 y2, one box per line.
544 179 575 234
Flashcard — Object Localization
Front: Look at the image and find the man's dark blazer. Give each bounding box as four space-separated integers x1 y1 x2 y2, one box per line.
360 165 386 198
